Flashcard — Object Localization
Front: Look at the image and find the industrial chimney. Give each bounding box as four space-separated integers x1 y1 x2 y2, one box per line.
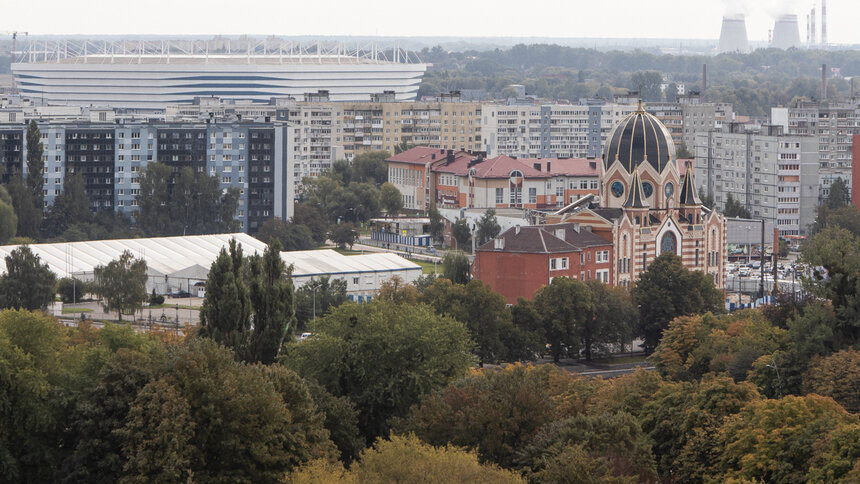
821 0 827 46
718 15 750 54
772 15 802 50
810 7 817 46
822 63 828 100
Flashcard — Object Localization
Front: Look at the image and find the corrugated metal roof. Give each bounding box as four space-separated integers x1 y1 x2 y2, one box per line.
283 250 421 278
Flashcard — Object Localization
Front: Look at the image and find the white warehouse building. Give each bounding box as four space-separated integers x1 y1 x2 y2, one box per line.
12 40 426 109
0 233 421 300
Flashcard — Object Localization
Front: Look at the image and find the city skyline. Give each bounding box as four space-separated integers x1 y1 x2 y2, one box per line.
1 0 858 45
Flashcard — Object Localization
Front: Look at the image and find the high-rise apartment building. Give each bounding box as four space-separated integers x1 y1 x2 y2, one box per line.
0 120 293 233
771 98 860 201
481 101 636 160
694 124 819 236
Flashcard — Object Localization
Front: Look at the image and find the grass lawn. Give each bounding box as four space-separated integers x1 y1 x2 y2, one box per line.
409 258 439 275
61 307 93 314
147 303 200 310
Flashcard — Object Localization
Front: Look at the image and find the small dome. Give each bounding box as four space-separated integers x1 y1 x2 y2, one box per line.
603 103 675 174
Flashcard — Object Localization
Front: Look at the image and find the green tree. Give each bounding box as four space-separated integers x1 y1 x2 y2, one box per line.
0 197 16 244
801 226 860 346
810 205 860 236
25 120 44 230
803 349 860 414
722 193 751 218
43 172 90 238
632 252 724 353
0 310 81 482
421 278 514 365
584 280 637 361
135 162 172 236
302 176 347 224
6 174 41 239
346 182 381 223
60 346 165 483
329 222 358 249
628 70 663 102
351 151 390 185
57 277 91 304
256 218 315 251
428 204 444 243
519 412 658 482
93 250 148 321
246 239 295 364
379 182 403 215
118 339 333 483
294 276 348 331
452 217 471 250
282 300 475 443
394 140 417 154
534 276 594 362
698 188 715 210
355 434 523 483
828 177 850 209
376 275 420 305
198 239 252 355
475 209 501 247
0 245 57 311
441 252 471 284
396 364 596 469
719 394 858 483
676 141 693 159
292 203 329 245
305 381 364 464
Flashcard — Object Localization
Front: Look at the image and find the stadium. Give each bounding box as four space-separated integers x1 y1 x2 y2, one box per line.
11 39 427 109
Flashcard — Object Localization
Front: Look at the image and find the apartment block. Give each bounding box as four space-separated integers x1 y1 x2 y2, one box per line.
0 121 294 234
481 101 635 160
772 98 860 201
694 124 819 236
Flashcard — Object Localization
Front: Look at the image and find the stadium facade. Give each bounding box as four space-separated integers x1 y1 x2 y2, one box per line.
12 40 427 109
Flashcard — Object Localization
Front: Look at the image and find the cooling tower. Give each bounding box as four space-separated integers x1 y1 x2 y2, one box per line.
718 15 750 54
772 15 802 49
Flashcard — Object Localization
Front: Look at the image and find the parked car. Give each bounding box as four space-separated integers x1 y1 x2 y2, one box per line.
169 290 191 298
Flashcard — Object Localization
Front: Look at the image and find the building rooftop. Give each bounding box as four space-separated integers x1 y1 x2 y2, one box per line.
478 222 611 254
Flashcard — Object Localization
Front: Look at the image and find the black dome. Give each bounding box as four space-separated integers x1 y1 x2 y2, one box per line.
603 106 675 174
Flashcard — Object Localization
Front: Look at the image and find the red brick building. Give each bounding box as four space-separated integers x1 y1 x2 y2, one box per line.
472 223 613 304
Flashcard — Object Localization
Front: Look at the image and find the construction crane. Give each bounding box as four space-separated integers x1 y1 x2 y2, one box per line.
0 31 29 58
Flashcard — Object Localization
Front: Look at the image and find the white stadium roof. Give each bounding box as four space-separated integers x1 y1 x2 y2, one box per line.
282 249 421 279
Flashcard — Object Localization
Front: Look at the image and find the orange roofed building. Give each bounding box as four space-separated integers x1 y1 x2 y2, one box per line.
386 147 600 211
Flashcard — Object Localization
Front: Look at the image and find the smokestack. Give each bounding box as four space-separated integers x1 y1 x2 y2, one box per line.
702 64 707 102
718 14 750 54
772 15 802 50
821 0 827 46
822 63 828 99
811 7 816 46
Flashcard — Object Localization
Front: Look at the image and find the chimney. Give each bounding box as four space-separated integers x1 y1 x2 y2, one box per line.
572 223 580 233
446 149 455 164
822 63 828 99
533 162 541 171
515 225 521 235
822 0 827 45
494 237 505 250
555 228 566 240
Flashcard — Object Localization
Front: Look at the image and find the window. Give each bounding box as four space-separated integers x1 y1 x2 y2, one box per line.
528 187 537 204
495 187 504 204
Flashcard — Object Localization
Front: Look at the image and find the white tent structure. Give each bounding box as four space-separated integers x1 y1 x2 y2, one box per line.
0 233 269 294
282 250 422 301
0 234 422 299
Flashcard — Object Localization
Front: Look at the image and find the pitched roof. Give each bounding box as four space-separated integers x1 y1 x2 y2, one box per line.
623 166 649 209
385 146 471 166
478 222 611 254
431 154 599 179
679 161 701 205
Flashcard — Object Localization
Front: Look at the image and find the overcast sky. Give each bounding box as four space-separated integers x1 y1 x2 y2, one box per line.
1 0 857 44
